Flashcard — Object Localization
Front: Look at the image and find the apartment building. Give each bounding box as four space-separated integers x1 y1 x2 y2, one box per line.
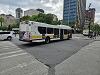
0 14 16 26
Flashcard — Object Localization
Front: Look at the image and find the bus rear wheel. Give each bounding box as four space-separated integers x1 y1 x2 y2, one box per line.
45 37 50 44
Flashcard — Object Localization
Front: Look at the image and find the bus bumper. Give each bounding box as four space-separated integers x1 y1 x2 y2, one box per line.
19 39 32 42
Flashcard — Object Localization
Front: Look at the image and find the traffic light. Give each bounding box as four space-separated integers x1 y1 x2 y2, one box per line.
91 18 94 22
77 20 80 24
74 24 76 28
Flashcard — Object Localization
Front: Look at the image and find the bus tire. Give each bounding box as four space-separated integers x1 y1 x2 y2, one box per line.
7 36 12 41
45 37 50 44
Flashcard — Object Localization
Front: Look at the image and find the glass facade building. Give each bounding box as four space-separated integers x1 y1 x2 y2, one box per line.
63 0 76 23
63 0 86 31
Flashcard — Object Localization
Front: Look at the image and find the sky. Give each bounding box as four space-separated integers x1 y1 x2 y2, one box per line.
0 0 99 23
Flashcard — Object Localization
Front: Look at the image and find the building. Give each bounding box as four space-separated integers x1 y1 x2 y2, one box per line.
36 8 44 13
24 9 43 16
85 8 96 28
16 8 23 19
63 0 86 32
16 8 23 23
0 14 16 26
24 9 58 21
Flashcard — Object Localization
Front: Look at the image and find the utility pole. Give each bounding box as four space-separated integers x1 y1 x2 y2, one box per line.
88 3 92 37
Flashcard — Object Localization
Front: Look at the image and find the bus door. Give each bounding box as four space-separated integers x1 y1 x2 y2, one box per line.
60 29 63 40
69 30 72 38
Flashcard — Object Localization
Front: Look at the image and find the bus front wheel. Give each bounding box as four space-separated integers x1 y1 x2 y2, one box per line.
45 37 50 44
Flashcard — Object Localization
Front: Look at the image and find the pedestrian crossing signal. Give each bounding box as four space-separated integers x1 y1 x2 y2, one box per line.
91 18 94 22
78 20 80 24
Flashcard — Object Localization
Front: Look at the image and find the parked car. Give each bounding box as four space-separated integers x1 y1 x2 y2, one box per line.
0 31 13 41
83 29 92 36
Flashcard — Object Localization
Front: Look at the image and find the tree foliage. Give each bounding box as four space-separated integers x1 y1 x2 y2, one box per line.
90 23 100 33
0 17 5 26
44 14 53 24
0 24 19 31
52 21 61 25
0 26 7 30
20 15 30 21
62 22 75 27
21 13 61 25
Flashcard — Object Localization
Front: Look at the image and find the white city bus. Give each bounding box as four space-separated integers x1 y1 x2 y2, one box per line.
19 21 72 43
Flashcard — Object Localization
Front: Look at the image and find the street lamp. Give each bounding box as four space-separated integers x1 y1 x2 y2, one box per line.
88 3 92 37
88 11 91 37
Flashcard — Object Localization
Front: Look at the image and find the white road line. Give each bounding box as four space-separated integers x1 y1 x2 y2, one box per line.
0 44 17 47
0 47 20 50
0 53 27 60
0 50 24 56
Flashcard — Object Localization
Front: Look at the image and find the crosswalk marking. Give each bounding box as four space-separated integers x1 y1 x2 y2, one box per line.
0 41 49 75
0 50 23 56
0 53 27 60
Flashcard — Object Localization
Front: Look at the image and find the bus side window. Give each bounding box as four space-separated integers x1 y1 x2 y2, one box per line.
38 27 46 34
54 28 59 35
64 29 68 34
47 28 53 34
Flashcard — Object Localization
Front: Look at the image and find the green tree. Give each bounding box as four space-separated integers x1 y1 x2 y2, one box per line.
62 22 69 26
52 20 61 25
0 17 4 26
90 23 100 33
6 24 19 31
52 21 58 25
20 15 30 21
30 15 38 21
44 14 53 24
20 13 60 25
0 26 7 30
36 13 46 23
30 13 53 24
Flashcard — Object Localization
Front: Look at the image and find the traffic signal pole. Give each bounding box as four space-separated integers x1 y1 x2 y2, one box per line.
88 3 92 37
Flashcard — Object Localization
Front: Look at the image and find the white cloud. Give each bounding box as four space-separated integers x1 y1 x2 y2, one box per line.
43 0 63 19
0 0 100 23
0 8 5 14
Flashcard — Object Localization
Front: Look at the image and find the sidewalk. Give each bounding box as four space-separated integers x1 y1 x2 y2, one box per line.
0 41 49 75
55 36 100 75
83 36 100 41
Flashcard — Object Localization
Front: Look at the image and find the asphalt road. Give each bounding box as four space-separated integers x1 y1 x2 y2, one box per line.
11 34 94 75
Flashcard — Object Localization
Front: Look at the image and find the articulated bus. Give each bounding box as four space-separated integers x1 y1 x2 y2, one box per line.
19 21 72 43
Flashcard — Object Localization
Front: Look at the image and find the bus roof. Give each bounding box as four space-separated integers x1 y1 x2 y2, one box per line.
59 25 72 30
20 21 72 30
